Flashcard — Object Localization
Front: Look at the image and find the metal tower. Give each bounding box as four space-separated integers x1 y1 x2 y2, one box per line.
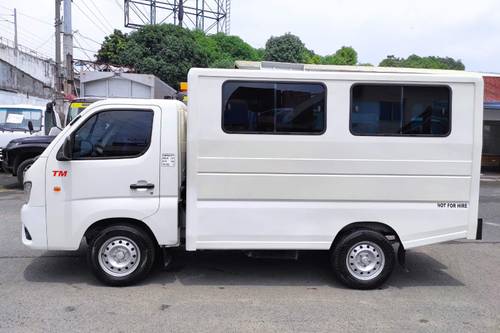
124 0 231 34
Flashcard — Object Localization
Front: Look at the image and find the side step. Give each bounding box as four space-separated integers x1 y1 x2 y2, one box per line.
244 250 299 260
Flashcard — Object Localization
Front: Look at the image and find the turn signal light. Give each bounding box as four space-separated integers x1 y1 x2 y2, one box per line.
53 186 61 192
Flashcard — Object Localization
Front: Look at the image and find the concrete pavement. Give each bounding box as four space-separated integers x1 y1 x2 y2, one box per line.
1 172 499 332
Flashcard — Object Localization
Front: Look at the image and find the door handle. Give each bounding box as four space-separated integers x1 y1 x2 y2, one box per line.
130 182 155 190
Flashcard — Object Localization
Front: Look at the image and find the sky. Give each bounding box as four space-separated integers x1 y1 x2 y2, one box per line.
0 0 499 73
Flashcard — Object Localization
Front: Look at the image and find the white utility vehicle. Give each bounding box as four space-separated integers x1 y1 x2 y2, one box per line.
0 104 61 167
21 65 484 289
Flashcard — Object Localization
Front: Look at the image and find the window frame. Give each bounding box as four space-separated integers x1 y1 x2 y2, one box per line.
349 83 452 138
68 108 155 161
221 80 328 135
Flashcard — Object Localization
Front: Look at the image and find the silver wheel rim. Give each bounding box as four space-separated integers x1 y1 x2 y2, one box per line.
346 241 385 281
98 236 141 277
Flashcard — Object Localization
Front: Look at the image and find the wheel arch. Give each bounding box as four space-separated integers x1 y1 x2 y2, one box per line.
331 221 402 250
83 217 159 247
12 151 41 175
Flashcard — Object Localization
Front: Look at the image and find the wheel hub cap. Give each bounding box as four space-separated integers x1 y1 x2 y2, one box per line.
346 241 385 281
98 236 141 277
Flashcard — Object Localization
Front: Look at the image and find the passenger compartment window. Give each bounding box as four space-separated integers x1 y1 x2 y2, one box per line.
222 81 326 134
72 110 153 159
350 84 450 136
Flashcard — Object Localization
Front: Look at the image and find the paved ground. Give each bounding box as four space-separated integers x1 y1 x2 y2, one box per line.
0 171 500 332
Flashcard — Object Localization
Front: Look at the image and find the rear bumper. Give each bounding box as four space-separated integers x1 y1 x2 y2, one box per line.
21 204 47 250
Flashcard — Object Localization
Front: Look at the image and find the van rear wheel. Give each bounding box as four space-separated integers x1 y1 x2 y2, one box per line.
88 224 156 286
331 229 395 289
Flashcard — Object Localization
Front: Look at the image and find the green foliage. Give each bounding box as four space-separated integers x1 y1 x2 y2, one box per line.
193 31 260 68
321 46 358 65
303 49 322 64
264 33 307 63
100 25 209 88
379 54 465 70
96 29 129 64
96 25 466 89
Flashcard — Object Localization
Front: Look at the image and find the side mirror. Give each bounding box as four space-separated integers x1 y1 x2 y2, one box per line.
27 120 34 134
56 136 73 161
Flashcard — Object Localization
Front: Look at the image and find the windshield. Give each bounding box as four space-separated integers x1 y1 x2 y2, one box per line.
67 102 92 125
0 108 42 131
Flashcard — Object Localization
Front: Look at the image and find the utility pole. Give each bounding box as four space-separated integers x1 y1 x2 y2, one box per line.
62 0 74 96
55 0 63 113
13 8 18 53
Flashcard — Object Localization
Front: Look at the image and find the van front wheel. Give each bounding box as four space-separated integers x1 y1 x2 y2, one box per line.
88 224 156 286
331 229 395 289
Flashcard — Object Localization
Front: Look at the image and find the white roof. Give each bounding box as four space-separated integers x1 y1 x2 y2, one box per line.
0 104 44 110
234 61 483 79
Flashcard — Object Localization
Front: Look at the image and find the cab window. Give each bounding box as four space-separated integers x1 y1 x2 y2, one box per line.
72 110 153 159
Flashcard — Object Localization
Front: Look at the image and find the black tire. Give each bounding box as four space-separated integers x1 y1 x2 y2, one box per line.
87 224 156 286
331 229 395 290
16 158 36 185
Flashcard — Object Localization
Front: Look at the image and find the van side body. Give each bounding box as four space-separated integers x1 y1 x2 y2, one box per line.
185 68 483 251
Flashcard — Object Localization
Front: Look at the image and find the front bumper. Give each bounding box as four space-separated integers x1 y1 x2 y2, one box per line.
21 204 47 250
1 147 13 172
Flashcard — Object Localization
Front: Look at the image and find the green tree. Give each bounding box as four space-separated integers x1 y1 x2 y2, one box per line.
379 54 465 70
303 49 322 64
96 29 129 64
193 31 261 68
321 46 358 65
105 25 210 88
210 33 260 62
264 33 307 63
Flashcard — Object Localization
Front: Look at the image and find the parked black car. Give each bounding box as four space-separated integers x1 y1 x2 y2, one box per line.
2 98 98 185
2 135 56 184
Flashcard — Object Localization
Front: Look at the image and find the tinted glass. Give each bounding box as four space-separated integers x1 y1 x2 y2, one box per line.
351 85 450 136
223 81 326 134
72 110 153 159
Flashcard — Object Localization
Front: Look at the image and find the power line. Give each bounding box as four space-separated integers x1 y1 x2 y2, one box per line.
74 35 95 61
76 0 112 34
34 34 55 52
112 0 123 10
0 3 52 26
0 32 53 59
73 1 109 35
88 0 115 32
18 12 53 26
74 31 102 46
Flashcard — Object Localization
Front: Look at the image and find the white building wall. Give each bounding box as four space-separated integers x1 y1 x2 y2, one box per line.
0 38 55 87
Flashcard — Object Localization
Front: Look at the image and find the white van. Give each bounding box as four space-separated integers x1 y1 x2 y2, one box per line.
21 65 484 289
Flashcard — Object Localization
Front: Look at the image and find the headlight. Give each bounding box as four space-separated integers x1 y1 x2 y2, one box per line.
23 182 32 204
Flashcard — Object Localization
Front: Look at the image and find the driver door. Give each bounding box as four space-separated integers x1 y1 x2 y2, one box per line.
45 106 161 249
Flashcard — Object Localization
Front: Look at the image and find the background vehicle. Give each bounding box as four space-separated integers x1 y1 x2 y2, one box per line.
3 71 178 185
0 104 60 172
21 65 484 289
1 99 96 185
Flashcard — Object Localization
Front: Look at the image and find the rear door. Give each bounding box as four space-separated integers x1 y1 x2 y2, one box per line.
45 105 161 249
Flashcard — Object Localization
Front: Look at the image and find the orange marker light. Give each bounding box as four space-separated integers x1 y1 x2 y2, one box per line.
53 186 61 192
